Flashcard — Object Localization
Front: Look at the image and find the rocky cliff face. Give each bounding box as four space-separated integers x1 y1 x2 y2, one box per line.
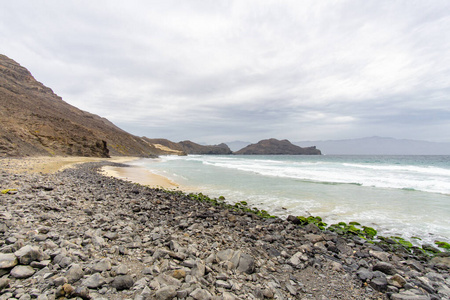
235 138 321 155
144 138 233 155
0 54 162 157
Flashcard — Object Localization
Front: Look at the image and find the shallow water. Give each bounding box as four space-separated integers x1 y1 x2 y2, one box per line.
131 155 450 245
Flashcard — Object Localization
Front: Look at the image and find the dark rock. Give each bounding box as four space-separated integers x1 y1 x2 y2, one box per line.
111 275 134 291
287 215 301 224
369 276 388 292
373 262 396 275
356 268 373 281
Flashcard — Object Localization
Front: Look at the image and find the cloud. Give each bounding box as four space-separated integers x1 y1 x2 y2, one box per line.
1 0 450 143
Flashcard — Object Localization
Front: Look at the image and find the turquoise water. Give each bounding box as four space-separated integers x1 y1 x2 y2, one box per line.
131 155 450 245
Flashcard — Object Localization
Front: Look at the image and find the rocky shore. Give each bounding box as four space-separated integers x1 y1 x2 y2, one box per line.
1 160 449 299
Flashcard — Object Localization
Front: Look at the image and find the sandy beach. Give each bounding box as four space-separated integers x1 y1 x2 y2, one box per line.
100 164 179 189
1 158 449 299
0 155 179 190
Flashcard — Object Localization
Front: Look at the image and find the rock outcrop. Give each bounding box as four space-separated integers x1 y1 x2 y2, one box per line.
0 54 164 157
145 138 233 155
235 138 321 155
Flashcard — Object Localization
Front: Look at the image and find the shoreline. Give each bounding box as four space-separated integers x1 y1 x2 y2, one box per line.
1 158 449 299
100 164 179 190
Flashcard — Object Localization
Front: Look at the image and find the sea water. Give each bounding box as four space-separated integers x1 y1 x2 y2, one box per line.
131 155 450 245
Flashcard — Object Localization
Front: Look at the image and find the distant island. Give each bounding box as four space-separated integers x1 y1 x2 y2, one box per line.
235 138 321 155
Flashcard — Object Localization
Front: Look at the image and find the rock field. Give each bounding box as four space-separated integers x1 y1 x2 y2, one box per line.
1 161 449 299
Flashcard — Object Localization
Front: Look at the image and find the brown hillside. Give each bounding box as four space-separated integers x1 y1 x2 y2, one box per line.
235 138 321 155
0 54 162 157
144 138 232 155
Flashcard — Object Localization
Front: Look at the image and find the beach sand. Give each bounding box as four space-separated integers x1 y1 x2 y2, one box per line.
0 156 138 174
100 164 179 189
0 155 179 189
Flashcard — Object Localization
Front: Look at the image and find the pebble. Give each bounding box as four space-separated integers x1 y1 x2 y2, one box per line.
0 161 448 299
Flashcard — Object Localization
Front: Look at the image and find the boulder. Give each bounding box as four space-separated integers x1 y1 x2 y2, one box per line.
10 265 35 279
0 253 18 269
111 275 134 291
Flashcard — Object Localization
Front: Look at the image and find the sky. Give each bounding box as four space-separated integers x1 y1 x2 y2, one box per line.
1 1 450 144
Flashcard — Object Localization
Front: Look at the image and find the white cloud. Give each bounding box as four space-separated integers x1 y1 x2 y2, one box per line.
1 0 450 143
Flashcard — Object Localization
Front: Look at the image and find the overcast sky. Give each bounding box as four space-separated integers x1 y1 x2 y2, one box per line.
1 1 450 144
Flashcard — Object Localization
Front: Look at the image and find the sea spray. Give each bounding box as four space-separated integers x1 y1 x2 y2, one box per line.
132 155 450 244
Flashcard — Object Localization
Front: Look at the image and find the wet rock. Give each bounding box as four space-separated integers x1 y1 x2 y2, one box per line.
369 276 388 292
356 268 373 281
373 261 396 275
388 274 407 288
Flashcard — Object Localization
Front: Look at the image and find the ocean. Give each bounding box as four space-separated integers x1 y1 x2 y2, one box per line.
130 155 450 245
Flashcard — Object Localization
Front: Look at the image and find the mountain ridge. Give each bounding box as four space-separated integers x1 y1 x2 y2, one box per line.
235 138 321 155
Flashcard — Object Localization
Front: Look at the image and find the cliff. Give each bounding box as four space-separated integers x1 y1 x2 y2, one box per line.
235 138 321 155
0 54 164 157
144 138 232 155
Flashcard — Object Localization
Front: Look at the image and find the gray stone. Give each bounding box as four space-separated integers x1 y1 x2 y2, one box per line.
0 253 18 269
223 292 240 300
93 258 112 272
356 268 373 281
81 273 106 289
10 265 35 279
116 264 128 275
388 274 407 288
216 280 232 289
155 274 182 288
390 291 431 300
52 276 68 287
369 250 390 262
0 278 10 291
305 233 324 243
72 286 91 300
369 276 388 292
190 287 212 300
14 245 46 265
373 262 396 275
111 275 134 291
217 249 235 262
66 264 84 283
155 286 177 300
230 251 255 274
30 259 50 269
191 261 206 277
